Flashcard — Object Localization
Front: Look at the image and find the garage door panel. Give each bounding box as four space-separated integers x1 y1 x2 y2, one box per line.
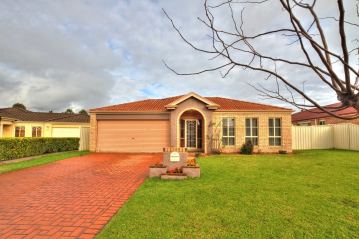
97 120 170 152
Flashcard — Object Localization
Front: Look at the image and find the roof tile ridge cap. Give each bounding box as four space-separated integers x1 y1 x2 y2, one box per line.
93 94 185 110
0 107 18 111
45 113 85 122
92 98 158 110
11 107 30 112
208 96 289 108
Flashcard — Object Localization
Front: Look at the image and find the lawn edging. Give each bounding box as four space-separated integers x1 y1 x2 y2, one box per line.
0 150 89 174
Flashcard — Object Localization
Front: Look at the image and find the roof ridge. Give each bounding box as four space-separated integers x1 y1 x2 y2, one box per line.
45 113 85 122
90 94 184 111
207 96 291 110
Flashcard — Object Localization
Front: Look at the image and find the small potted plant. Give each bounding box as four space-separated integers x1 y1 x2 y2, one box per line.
149 162 167 178
182 158 200 178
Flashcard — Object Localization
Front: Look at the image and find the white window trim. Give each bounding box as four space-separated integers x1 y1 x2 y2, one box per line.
222 117 236 146
245 118 259 145
269 118 282 146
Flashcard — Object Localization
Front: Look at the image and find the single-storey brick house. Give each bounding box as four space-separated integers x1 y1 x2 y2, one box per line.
89 92 292 153
0 107 89 138
292 102 359 125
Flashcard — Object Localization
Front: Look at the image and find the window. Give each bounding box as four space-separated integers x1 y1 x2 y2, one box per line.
32 127 42 137
180 120 185 147
222 118 235 146
245 118 258 145
15 126 25 137
319 120 326 125
269 118 281 146
197 119 203 149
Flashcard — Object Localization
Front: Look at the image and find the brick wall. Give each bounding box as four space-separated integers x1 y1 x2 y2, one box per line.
212 111 292 153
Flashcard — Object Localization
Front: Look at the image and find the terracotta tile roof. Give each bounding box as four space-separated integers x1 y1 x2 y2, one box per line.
0 107 90 123
292 102 358 122
91 95 291 112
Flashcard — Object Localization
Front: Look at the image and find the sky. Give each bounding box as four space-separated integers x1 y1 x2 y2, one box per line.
0 0 358 112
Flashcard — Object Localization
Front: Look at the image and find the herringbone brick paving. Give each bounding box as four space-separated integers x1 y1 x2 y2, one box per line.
0 153 160 239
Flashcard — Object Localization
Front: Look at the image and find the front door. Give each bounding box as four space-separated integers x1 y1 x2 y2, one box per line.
186 120 197 148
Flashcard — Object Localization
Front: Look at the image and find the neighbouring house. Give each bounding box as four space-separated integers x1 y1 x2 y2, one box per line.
89 92 292 153
292 102 359 126
0 107 90 138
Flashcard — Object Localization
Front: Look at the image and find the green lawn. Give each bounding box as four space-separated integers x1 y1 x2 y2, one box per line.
0 151 89 174
98 150 359 239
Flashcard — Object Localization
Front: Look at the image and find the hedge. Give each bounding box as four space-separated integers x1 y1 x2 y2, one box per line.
0 137 80 161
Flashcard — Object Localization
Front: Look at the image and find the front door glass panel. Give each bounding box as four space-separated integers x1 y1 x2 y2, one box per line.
186 120 197 148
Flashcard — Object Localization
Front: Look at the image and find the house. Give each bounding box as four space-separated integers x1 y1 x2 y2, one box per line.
89 92 292 153
292 102 359 126
0 107 90 138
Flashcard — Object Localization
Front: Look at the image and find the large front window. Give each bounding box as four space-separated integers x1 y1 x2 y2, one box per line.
245 118 258 145
222 118 235 146
15 126 25 137
269 118 281 146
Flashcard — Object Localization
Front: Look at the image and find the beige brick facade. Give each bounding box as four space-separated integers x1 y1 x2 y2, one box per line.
90 93 292 154
211 111 292 153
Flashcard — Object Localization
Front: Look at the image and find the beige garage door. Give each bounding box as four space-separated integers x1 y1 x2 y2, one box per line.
97 120 170 152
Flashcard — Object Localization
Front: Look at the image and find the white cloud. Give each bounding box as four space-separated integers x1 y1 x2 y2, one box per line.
0 0 357 112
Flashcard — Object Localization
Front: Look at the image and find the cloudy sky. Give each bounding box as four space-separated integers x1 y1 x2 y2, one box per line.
0 0 357 112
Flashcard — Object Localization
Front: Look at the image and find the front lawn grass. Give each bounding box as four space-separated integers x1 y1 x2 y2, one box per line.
98 150 359 239
0 151 89 174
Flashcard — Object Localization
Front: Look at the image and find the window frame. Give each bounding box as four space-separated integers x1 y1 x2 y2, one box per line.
268 118 282 146
32 126 42 137
15 126 25 137
245 118 259 145
319 120 326 125
222 117 236 146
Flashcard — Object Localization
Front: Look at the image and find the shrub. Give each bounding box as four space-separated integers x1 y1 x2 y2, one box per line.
167 167 183 174
186 158 197 166
211 148 222 154
0 138 79 161
279 150 287 154
240 140 254 155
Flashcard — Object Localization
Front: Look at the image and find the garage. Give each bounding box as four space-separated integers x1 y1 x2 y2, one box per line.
52 127 80 137
96 120 170 152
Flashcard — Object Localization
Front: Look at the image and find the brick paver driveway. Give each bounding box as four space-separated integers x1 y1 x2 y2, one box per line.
0 153 160 239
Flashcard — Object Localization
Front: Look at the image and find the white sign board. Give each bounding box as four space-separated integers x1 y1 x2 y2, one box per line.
170 152 180 162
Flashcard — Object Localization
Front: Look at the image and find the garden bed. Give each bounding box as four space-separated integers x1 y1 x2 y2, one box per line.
160 173 188 180
149 164 167 178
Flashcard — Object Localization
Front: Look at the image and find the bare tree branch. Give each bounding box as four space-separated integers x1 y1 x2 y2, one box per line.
163 0 359 119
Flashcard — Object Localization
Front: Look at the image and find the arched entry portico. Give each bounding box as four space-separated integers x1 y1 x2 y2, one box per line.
177 109 205 152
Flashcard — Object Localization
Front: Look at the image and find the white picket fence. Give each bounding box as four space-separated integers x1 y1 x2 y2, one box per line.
292 124 359 151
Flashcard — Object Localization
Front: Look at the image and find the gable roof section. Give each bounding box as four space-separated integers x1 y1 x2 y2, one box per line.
0 107 90 123
165 92 219 110
91 93 291 113
292 102 358 122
